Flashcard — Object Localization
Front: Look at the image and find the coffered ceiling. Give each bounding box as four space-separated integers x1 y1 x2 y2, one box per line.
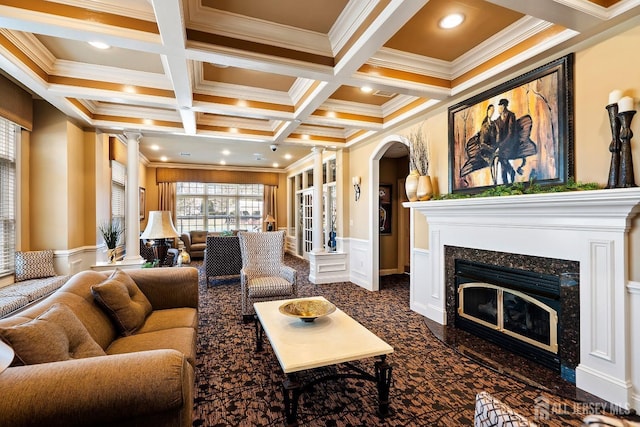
0 0 638 169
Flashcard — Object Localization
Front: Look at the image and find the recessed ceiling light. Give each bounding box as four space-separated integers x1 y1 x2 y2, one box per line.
272 162 279 168
361 86 373 93
220 160 226 165
89 41 110 49
284 154 292 160
439 13 464 29
160 156 168 162
150 144 160 151
222 149 230 155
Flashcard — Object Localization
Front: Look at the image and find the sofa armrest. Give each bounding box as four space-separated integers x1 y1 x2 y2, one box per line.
180 233 191 252
279 265 297 285
0 350 193 427
126 267 199 310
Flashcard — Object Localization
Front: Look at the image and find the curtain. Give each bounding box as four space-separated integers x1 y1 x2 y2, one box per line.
263 185 277 232
158 181 177 226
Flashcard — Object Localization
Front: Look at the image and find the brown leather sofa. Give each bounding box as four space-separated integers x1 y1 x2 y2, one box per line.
180 230 207 259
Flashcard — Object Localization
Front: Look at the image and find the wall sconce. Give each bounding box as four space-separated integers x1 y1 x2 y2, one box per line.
352 176 361 201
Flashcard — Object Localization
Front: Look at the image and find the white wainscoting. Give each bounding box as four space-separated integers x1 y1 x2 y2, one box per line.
308 251 349 284
410 248 442 320
54 246 101 275
344 237 372 290
629 280 640 411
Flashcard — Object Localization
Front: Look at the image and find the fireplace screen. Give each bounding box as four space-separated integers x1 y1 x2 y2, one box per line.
458 283 558 354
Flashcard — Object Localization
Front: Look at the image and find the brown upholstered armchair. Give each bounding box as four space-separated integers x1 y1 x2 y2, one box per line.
238 231 296 322
180 230 207 259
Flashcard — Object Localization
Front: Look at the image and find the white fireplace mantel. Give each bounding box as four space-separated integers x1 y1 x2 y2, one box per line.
404 187 640 411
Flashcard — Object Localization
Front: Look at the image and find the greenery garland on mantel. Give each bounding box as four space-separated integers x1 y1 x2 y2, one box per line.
434 178 602 200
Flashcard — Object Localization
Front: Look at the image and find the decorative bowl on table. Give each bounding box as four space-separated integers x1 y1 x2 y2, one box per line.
279 299 336 322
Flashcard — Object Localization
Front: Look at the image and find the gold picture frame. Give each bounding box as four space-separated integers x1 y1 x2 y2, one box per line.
139 187 145 220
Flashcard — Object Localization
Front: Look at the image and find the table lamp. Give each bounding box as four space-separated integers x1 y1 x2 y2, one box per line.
0 339 14 373
264 214 276 231
140 211 180 265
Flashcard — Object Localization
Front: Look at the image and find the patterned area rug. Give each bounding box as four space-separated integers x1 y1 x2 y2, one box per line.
191 255 597 426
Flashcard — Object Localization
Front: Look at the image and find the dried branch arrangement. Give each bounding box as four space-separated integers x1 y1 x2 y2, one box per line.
409 128 430 176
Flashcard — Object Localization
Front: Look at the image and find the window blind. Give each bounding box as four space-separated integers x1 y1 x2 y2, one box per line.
0 117 17 277
111 160 126 246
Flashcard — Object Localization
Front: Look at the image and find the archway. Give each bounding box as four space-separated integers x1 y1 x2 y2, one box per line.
368 135 410 291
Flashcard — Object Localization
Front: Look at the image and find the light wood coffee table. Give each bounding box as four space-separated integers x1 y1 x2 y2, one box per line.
253 296 394 425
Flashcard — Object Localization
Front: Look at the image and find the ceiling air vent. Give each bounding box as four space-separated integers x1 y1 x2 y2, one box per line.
373 90 395 98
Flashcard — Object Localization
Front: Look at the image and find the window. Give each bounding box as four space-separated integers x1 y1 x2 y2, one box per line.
0 118 17 277
111 160 126 246
175 183 263 233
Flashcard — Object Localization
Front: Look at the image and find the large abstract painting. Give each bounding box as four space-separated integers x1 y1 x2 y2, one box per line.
448 54 574 194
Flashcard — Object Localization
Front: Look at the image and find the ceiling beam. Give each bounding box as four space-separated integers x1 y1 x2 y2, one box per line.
151 0 195 134
485 0 606 32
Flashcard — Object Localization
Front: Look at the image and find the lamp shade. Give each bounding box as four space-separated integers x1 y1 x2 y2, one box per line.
140 211 179 239
0 339 14 374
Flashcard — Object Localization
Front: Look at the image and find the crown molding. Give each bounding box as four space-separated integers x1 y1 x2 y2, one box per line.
451 27 578 96
53 60 172 89
328 0 378 55
382 98 438 130
296 124 348 139
369 48 452 79
289 78 316 106
553 0 625 19
185 0 332 57
46 0 157 22
194 80 292 107
319 98 382 118
0 30 55 74
197 113 281 132
380 94 419 117
95 103 181 121
452 17 553 79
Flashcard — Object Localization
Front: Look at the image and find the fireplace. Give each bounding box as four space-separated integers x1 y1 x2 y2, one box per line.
455 259 561 371
446 247 579 381
405 188 640 410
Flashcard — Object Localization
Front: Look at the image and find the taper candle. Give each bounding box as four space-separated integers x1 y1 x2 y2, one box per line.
609 89 623 105
618 96 635 112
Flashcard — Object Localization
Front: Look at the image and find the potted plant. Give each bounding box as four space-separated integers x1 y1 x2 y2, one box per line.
99 221 123 263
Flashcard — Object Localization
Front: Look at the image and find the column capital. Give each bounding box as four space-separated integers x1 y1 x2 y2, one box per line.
123 132 142 142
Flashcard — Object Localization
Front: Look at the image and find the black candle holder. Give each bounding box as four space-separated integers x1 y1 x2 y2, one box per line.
605 103 621 188
616 109 637 188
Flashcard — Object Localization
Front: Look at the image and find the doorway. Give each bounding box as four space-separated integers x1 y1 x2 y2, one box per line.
368 135 410 291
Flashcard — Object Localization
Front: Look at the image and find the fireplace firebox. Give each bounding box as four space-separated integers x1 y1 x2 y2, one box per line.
455 259 562 371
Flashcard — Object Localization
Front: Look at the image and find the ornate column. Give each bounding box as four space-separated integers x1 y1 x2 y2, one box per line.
124 132 142 261
311 147 324 253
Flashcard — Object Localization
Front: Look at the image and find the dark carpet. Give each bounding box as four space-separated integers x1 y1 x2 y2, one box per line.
191 256 598 426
